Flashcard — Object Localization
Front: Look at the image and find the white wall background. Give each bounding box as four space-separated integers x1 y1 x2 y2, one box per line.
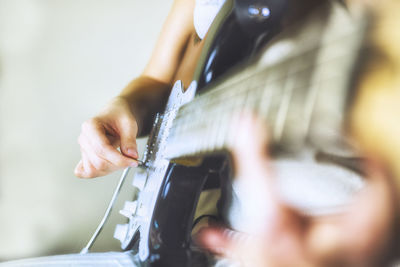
0 0 173 261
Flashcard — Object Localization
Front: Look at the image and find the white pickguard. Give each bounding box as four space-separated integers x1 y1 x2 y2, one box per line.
114 80 197 261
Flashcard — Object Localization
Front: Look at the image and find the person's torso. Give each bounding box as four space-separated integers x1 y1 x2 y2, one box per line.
172 0 226 85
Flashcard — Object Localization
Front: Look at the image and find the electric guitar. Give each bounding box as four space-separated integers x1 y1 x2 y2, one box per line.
112 0 372 266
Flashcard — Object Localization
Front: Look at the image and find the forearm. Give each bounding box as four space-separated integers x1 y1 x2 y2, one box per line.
113 0 195 136
118 75 171 136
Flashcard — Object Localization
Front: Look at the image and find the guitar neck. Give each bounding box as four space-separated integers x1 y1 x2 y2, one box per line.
165 1 368 160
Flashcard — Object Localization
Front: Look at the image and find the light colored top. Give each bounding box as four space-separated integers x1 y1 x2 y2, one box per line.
194 0 226 39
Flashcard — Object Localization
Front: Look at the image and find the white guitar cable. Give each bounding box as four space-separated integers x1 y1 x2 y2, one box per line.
80 167 132 254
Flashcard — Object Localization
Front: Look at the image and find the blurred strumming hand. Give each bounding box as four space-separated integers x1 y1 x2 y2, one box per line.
198 2 400 265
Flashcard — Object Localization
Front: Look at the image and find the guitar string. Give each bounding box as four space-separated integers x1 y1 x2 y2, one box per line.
181 28 360 112
166 48 357 157
79 8 367 253
182 19 366 120
183 27 362 123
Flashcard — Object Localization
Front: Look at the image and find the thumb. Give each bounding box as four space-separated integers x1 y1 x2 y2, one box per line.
118 119 138 159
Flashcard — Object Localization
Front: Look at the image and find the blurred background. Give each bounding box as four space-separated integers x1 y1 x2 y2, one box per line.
0 0 173 261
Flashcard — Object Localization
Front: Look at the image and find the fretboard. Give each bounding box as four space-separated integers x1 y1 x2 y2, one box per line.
165 1 367 160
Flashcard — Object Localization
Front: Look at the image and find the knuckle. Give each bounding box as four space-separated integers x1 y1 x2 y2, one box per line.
115 158 129 167
82 118 99 131
98 161 108 170
120 115 137 129
92 158 108 171
109 153 127 168
84 170 96 178
74 169 82 177
81 120 90 131
93 146 106 157
89 117 101 125
76 167 91 179
77 134 84 145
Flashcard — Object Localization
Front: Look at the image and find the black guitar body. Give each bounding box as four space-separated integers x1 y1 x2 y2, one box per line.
143 0 288 266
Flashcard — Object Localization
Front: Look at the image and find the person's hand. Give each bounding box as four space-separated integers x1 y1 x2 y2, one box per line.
197 114 398 267
74 97 140 178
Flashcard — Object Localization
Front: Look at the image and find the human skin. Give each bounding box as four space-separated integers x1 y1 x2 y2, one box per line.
197 113 398 267
75 0 400 264
74 0 197 178
197 1 400 265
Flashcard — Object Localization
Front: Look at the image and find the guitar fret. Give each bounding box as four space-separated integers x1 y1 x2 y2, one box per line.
207 97 224 151
214 113 228 150
301 81 319 145
274 71 296 143
256 77 274 120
